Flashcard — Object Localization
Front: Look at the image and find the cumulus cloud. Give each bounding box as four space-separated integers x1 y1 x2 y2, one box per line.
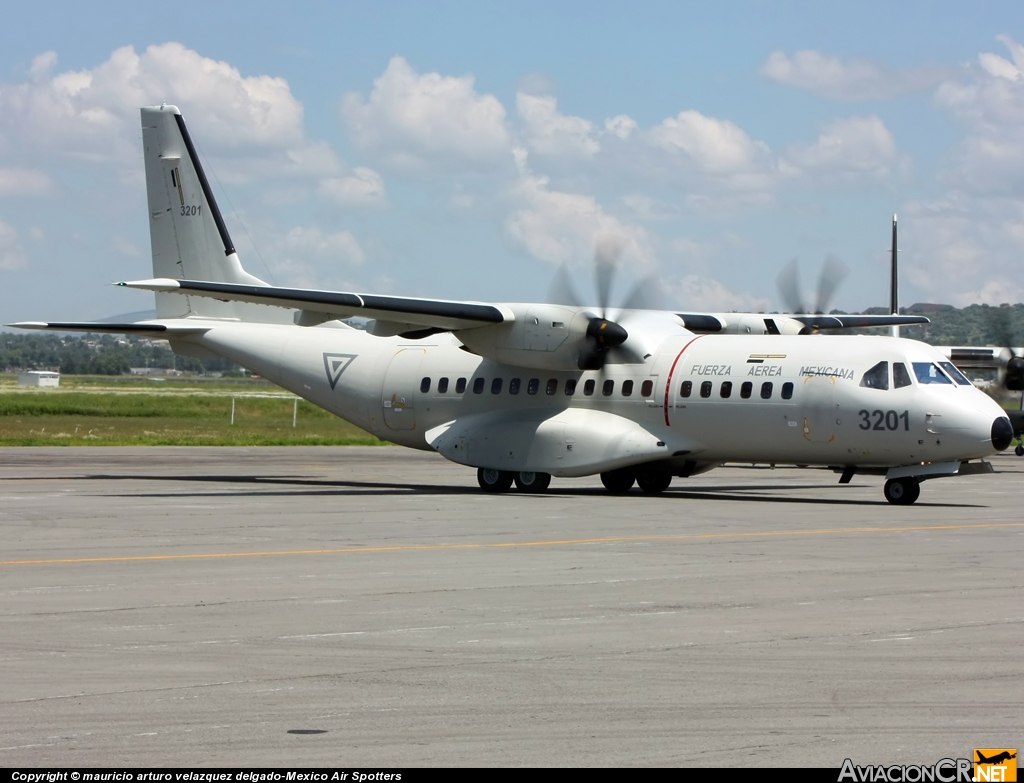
0 43 307 162
318 167 387 207
605 115 639 140
264 225 367 289
762 49 950 101
341 56 512 171
781 115 901 181
0 219 27 271
516 93 600 158
670 274 772 312
0 42 362 198
935 36 1024 193
646 110 776 196
0 167 54 197
901 195 1024 306
506 172 652 268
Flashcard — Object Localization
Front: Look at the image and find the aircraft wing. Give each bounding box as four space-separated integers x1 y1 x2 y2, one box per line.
119 278 512 331
676 312 929 334
8 321 211 335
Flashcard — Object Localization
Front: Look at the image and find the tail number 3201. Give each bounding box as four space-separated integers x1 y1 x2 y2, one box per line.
859 409 909 431
180 205 202 216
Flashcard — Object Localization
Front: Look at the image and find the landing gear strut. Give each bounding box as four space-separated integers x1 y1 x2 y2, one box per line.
477 467 514 493
883 477 920 505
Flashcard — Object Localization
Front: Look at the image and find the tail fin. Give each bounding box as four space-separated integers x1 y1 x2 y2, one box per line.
141 105 291 323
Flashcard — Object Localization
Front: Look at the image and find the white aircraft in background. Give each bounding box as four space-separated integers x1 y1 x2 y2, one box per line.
10 105 1015 504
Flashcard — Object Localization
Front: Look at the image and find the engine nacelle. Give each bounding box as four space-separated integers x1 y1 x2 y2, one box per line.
455 304 685 370
456 304 596 371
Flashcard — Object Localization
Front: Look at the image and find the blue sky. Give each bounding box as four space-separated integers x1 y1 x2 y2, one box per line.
2 1 1024 322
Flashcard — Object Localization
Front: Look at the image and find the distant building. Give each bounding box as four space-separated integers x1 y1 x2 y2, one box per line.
18 371 60 387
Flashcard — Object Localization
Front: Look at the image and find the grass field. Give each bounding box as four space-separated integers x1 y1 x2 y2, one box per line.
0 374 384 446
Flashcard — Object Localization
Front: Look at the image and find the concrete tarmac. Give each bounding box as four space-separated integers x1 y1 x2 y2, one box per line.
0 447 1021 767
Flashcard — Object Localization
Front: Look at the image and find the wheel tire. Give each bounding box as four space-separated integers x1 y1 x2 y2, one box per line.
600 468 636 494
884 478 920 505
636 470 672 494
514 471 552 493
477 467 514 493
1015 443 1024 457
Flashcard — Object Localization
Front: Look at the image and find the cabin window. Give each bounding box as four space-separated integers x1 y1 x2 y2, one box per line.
527 378 540 395
641 380 654 397
603 379 615 396
491 378 503 394
456 377 467 394
913 363 952 385
939 361 972 386
565 379 577 395
720 381 732 399
438 377 449 393
740 381 752 399
546 379 558 395
700 381 712 398
680 380 692 398
860 361 889 390
893 363 912 389
622 380 634 397
584 379 596 396
760 382 773 399
509 378 521 395
473 377 485 394
781 381 794 400
420 377 431 393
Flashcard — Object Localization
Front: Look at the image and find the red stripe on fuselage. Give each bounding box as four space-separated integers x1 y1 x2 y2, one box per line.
664 335 705 427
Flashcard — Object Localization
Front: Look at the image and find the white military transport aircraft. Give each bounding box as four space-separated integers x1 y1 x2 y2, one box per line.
10 106 1015 504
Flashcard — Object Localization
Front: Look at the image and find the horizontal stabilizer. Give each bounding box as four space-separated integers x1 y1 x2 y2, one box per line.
119 279 512 331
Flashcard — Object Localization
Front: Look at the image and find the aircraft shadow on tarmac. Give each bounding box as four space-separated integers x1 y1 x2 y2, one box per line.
74 473 980 507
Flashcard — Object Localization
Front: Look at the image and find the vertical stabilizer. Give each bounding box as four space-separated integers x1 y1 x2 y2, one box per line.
141 105 291 323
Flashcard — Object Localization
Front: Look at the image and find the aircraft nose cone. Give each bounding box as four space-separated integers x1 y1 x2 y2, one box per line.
991 416 1013 451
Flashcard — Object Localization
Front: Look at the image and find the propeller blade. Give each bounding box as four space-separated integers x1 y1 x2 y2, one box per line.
619 274 664 313
547 264 582 307
593 235 624 317
814 254 848 315
776 258 806 314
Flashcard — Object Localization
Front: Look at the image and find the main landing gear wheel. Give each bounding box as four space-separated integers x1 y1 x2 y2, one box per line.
514 471 551 493
1015 443 1024 457
636 470 672 494
883 478 921 505
477 467 514 493
601 468 636 494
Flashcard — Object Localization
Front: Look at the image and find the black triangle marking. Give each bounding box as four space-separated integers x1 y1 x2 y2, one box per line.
323 353 357 391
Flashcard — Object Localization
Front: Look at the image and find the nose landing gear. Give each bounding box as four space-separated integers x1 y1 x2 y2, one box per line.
883 477 920 505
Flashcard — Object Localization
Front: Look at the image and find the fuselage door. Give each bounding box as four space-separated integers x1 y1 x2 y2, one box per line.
801 374 837 443
383 349 425 431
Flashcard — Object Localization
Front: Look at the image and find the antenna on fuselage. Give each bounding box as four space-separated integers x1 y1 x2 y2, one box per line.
890 214 899 338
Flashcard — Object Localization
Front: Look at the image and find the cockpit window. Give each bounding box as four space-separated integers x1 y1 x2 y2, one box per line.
860 361 889 390
939 361 972 386
912 362 953 385
893 362 912 389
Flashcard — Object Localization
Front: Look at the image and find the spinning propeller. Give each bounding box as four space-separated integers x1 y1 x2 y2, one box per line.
775 255 849 333
548 236 657 371
989 308 1024 392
